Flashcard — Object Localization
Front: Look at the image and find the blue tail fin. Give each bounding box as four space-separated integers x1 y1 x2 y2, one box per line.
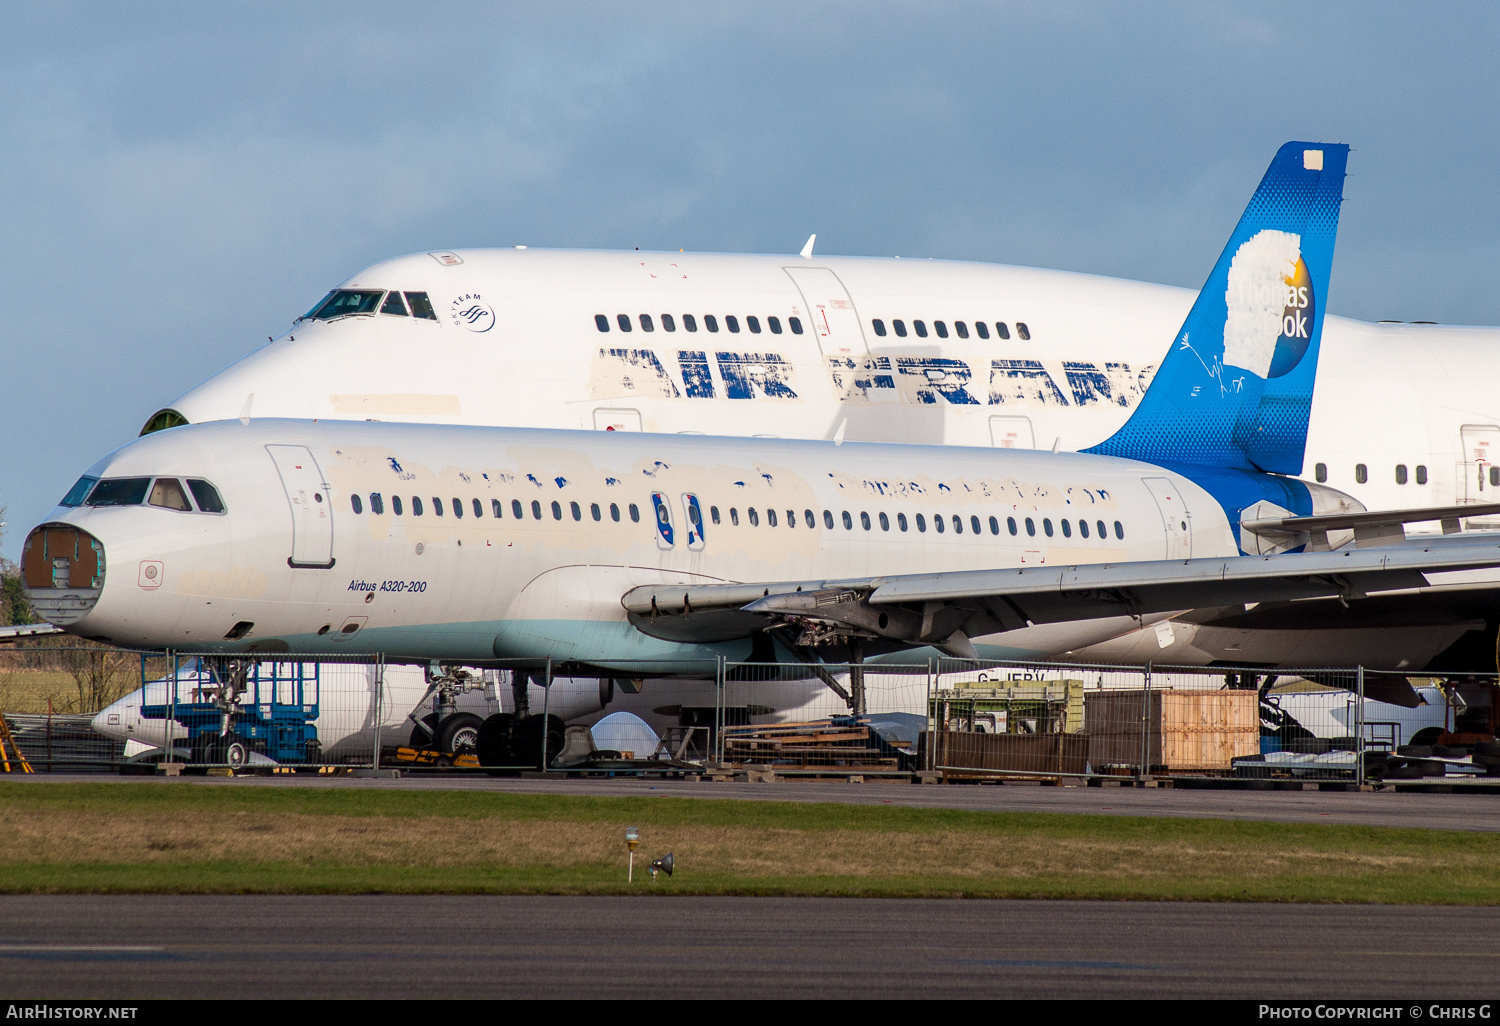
1086 142 1348 474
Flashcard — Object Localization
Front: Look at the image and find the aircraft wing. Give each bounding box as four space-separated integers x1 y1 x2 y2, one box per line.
0 623 63 643
621 540 1500 656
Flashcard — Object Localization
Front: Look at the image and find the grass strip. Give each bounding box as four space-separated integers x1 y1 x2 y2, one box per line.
0 780 1497 903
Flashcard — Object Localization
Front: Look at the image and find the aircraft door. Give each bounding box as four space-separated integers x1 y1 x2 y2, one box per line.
1142 477 1192 560
266 444 335 568
681 493 706 550
988 416 1035 449
1457 424 1500 524
650 492 676 550
783 267 868 358
593 407 642 432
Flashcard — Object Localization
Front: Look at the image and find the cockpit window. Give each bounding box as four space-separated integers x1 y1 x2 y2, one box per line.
148 478 192 511
405 292 437 320
380 291 409 316
60 476 99 507
187 479 226 514
86 478 152 507
308 290 385 320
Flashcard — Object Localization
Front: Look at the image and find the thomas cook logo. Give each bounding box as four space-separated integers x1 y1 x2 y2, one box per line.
449 294 495 333
1222 230 1314 379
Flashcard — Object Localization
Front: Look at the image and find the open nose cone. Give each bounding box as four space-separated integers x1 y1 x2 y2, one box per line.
20 524 104 626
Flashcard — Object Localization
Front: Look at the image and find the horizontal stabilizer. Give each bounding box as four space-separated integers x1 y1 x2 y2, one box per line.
1242 501 1500 551
0 623 63 643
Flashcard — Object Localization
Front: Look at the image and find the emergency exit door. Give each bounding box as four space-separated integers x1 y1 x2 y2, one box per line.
266 444 335 568
1143 477 1192 560
784 267 869 358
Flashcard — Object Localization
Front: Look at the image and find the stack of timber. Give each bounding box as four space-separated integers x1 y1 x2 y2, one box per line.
720 719 900 771
1084 689 1258 773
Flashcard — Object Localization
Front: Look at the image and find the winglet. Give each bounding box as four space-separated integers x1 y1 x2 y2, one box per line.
800 234 816 259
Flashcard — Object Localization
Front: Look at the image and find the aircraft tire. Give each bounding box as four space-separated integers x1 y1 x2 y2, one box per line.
409 713 439 748
476 713 517 772
436 712 485 755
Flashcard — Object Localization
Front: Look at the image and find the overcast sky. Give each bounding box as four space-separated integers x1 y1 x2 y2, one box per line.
3 2 1497 559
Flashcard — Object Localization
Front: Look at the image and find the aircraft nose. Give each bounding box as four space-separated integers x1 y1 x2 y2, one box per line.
20 524 105 626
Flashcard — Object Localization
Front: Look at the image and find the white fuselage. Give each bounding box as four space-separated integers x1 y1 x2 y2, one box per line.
34 419 1233 668
163 249 1500 524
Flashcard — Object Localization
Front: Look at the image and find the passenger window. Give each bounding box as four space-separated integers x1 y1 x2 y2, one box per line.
492 499 503 518
414 496 424 516
1395 464 1408 485
804 510 815 528
186 479 226 514
747 315 761 333
380 291 408 316
1114 521 1124 540
351 494 364 514
434 497 444 516
861 511 871 531
787 509 796 528
705 314 719 333
629 503 640 523
824 510 834 529
898 512 908 532
370 493 384 515
452 498 463 519
914 320 928 338
1044 519 1054 537
935 515 945 534
1060 518 1071 538
595 314 610 332
955 321 969 339
662 314 676 332
1315 463 1327 483
769 316 783 334
148 478 192 511
971 515 982 535
1007 517 1017 536
392 495 403 516
731 508 740 526
767 509 777 527
684 314 698 332
976 322 990 340
1490 467 1499 488
842 511 853 530
1417 465 1428 485
511 499 522 518
531 500 542 520
551 501 562 520
935 321 948 339
879 512 890 531
1078 519 1088 538
1097 520 1107 539
611 503 621 522
473 498 484 518
592 503 602 521
571 501 582 521
749 507 760 526
1016 323 1031 340
988 516 999 535
1355 463 1368 484
894 320 907 337
640 314 654 332
726 315 740 333
916 514 926 532
873 319 887 337
996 323 1011 340
789 317 804 334
405 293 437 320
617 314 632 332
1025 517 1035 536
952 515 962 534
710 506 720 525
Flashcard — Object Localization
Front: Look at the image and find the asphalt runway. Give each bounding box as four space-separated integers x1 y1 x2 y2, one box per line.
22 773 1500 832
1 895 1497 999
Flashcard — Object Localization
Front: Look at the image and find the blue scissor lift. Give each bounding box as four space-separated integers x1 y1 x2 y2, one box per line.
141 659 321 763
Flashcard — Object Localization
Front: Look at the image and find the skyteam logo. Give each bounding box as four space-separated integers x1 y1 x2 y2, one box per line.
449 293 495 333
1222 230 1313 379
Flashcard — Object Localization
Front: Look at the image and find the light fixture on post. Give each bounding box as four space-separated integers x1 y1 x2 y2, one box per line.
649 852 673 883
625 825 640 882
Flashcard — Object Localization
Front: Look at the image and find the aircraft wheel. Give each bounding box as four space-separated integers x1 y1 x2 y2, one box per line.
409 713 439 748
436 713 485 755
222 735 252 769
476 713 516 771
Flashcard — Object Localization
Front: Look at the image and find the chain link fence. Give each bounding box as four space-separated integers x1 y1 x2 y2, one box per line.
0 643 1495 784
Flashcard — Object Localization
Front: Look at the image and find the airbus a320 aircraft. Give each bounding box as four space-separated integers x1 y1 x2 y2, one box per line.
127 142 1500 669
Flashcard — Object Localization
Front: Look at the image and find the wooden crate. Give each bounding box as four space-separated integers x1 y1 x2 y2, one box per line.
921 730 1089 776
1084 689 1259 771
